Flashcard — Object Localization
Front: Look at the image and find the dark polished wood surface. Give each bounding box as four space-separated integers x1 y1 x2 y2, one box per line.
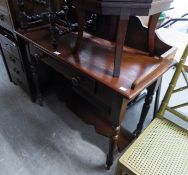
0 0 177 169
16 25 175 100
15 24 177 168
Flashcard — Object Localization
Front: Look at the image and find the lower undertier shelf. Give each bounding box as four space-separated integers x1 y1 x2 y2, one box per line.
56 79 135 152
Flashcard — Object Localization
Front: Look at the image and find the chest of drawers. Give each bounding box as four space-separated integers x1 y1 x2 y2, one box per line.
0 29 31 93
0 0 55 102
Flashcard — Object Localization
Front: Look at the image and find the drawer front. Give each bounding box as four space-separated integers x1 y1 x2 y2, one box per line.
39 52 96 93
63 65 96 93
0 9 13 31
10 70 23 86
1 47 29 92
3 49 23 75
9 63 29 92
0 33 20 58
10 70 29 93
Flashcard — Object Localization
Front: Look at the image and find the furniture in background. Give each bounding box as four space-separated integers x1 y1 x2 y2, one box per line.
0 0 32 96
157 28 188 71
73 0 173 77
159 13 188 30
0 0 55 104
115 44 188 175
17 0 78 49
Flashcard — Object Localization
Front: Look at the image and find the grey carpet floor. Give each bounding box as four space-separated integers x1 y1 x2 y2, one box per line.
0 55 153 175
0 55 187 175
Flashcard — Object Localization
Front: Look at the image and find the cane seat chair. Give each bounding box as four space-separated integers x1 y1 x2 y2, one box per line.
115 44 188 175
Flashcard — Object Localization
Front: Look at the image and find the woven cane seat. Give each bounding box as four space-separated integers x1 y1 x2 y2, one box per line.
118 118 188 175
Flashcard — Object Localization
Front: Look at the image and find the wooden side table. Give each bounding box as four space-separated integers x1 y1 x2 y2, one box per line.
73 0 173 77
16 20 176 169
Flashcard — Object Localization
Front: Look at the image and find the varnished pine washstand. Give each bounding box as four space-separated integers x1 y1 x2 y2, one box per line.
16 23 176 169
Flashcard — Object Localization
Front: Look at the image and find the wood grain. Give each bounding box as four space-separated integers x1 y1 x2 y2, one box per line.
16 26 176 100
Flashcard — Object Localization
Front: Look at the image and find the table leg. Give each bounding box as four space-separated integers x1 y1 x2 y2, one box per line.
113 16 129 77
17 0 28 29
106 93 129 169
153 77 162 118
106 125 120 170
133 79 161 136
24 42 43 105
49 0 59 50
31 54 43 106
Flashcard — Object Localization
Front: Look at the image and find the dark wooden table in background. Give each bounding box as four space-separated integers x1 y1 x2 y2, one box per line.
73 0 173 76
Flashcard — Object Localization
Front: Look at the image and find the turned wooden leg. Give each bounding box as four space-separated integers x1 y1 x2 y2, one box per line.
74 9 85 53
153 77 162 118
17 0 28 29
106 93 129 169
133 79 161 136
50 25 59 50
31 53 43 106
106 126 120 170
113 15 129 77
49 0 59 50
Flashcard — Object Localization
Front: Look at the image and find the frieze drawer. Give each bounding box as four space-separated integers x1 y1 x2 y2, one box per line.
40 54 96 93
58 63 96 92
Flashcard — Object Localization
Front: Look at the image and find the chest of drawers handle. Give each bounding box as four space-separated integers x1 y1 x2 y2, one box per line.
71 77 80 87
9 56 16 63
13 68 20 75
0 14 4 21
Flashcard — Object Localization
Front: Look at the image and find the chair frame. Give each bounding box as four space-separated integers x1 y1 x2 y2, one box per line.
157 44 188 122
115 44 188 175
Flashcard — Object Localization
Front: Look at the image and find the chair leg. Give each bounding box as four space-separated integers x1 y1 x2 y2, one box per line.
74 9 85 53
113 16 129 77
